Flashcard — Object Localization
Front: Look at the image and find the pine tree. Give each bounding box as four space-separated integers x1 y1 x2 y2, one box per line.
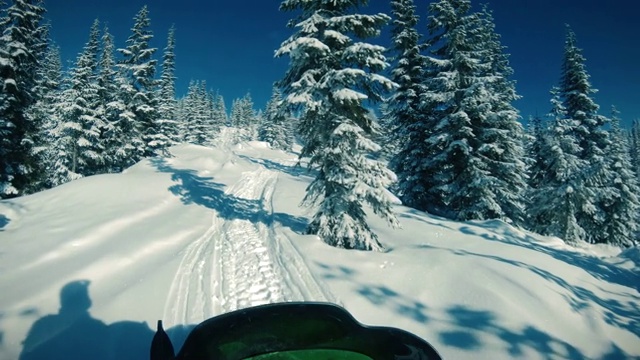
158 25 180 143
528 88 587 244
384 0 429 205
558 26 612 244
181 80 219 146
526 115 544 186
95 26 132 173
259 86 293 151
471 6 528 225
276 0 398 251
29 41 66 189
230 93 257 143
211 92 227 128
630 119 640 176
117 6 165 161
58 19 104 179
601 106 640 247
0 0 47 197
414 0 524 222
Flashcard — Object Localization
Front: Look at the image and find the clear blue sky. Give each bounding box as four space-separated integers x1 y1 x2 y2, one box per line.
44 0 639 125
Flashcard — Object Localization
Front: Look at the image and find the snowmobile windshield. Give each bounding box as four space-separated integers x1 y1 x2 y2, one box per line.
151 302 442 360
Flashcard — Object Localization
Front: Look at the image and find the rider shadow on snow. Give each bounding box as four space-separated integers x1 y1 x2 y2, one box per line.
19 280 193 360
151 158 307 234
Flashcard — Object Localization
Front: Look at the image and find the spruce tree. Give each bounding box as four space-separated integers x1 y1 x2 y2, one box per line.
158 25 180 144
416 0 526 222
630 119 640 176
472 6 528 225
96 26 131 173
230 93 257 143
30 42 65 189
211 92 227 129
276 0 398 251
528 88 587 244
259 86 293 151
0 0 47 197
59 19 104 178
602 106 639 247
526 114 547 191
384 0 430 208
558 27 612 244
117 6 165 160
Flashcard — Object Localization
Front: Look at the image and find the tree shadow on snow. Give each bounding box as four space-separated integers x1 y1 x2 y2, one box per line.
18 280 194 360
315 261 633 359
237 155 309 178
420 245 640 359
151 158 307 234
459 222 639 292
458 224 640 334
315 262 430 325
0 214 8 230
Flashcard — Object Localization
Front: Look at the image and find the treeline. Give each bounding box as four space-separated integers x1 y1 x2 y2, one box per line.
1 0 637 249
276 0 639 249
0 1 293 199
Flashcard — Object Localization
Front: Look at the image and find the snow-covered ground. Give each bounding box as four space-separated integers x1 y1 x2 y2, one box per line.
0 140 638 359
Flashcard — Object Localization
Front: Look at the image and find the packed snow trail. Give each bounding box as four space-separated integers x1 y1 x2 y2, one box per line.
162 146 337 328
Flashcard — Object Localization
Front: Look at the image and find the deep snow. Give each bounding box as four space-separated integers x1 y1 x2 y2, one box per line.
0 139 638 359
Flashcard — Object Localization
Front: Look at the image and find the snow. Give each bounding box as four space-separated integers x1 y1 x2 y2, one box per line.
0 140 638 359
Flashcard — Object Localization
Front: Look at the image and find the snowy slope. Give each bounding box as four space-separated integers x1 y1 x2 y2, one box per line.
0 141 638 360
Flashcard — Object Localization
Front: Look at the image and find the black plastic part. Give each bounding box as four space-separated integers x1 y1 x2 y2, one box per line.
150 320 175 360
151 302 442 360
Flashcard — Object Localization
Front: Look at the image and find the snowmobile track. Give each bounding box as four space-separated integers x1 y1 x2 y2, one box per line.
163 151 336 327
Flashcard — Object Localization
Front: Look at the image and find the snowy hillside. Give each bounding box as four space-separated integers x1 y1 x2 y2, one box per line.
0 142 638 360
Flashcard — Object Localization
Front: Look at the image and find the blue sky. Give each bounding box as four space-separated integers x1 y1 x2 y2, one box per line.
44 0 639 125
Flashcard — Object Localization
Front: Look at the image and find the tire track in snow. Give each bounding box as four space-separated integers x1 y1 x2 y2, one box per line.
218 166 337 312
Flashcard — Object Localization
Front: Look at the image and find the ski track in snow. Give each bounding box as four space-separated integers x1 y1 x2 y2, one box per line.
163 151 336 328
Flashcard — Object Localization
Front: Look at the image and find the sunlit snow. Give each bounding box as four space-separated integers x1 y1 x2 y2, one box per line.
0 138 638 359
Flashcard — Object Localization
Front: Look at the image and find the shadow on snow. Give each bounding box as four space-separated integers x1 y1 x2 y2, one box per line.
151 158 307 234
314 261 633 359
17 280 194 360
459 221 639 292
0 214 8 230
237 155 309 179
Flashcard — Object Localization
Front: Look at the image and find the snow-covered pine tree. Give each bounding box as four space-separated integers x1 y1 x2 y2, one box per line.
384 0 429 206
58 19 104 180
601 106 640 247
630 119 640 176
471 6 528 225
211 91 227 129
230 93 257 143
558 26 613 244
0 0 47 198
526 114 547 191
416 0 519 221
96 26 128 173
259 86 293 151
276 0 398 251
118 6 167 160
182 80 220 146
29 40 66 190
158 25 180 144
528 88 587 244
